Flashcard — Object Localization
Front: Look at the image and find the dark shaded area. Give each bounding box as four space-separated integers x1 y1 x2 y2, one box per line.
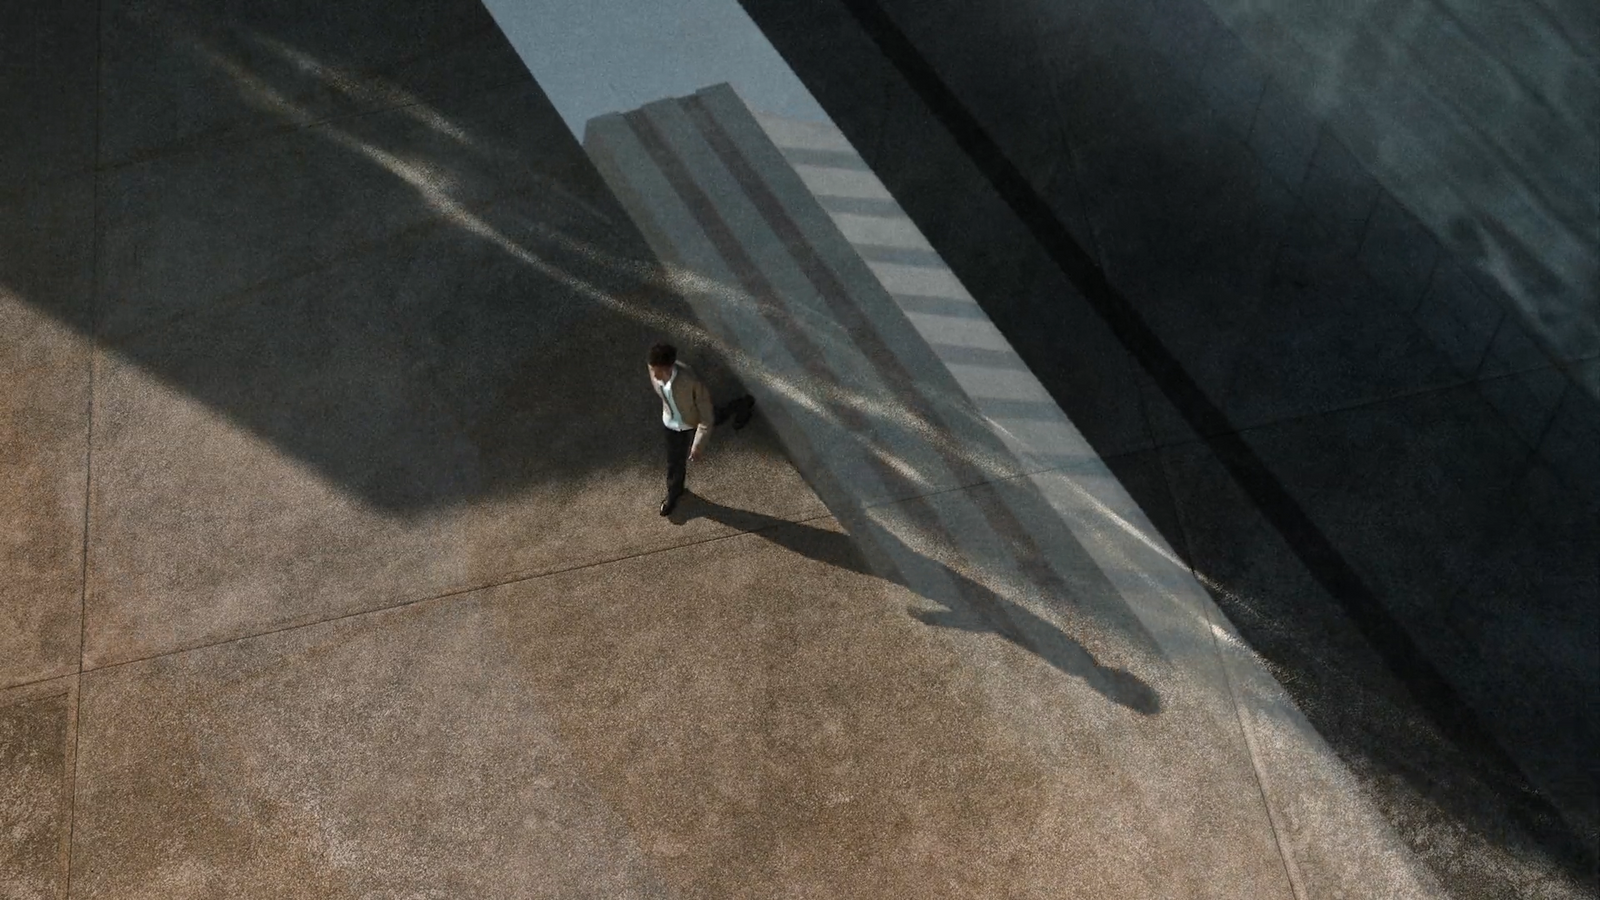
828 0 1509 787
1211 0 1600 381
2 0 741 519
736 0 1598 893
682 493 1161 715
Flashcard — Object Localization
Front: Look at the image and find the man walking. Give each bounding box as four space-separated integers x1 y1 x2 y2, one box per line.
648 342 755 515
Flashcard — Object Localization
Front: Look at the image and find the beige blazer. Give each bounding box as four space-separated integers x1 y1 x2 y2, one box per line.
653 362 717 445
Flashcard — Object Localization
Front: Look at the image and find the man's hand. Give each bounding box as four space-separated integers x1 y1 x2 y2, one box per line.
688 444 704 463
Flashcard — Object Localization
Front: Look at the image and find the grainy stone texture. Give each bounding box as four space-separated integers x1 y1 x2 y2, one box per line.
70 596 671 900
481 518 1076 898
0 693 72 900
84 176 821 666
65 513 1291 898
0 0 98 198
68 508 1300 899
0 0 96 694
0 184 92 689
5 0 1586 894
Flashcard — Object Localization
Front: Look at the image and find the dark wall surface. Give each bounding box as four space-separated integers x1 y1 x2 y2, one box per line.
1205 0 1599 393
736 0 1599 895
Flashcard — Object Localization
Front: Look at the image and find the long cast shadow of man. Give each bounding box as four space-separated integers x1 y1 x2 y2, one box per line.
674 493 1161 715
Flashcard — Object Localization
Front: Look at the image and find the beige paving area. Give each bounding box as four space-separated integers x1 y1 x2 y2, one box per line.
1 184 94 689
0 686 75 900
20 507 1299 899
0 0 1477 897
66 592 670 899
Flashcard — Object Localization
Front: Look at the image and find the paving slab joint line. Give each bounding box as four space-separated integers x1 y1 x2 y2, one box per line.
72 456 1106 681
75 507 837 675
1478 351 1600 380
1203 592 1307 900
0 677 85 898
66 3 107 895
0 671 87 698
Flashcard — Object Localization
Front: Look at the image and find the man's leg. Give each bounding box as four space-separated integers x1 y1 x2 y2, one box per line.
662 426 692 514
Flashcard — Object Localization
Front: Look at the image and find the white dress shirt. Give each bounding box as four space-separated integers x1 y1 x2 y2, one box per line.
655 366 694 432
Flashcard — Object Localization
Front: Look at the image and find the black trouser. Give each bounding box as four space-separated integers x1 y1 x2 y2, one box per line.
663 397 749 500
663 425 695 501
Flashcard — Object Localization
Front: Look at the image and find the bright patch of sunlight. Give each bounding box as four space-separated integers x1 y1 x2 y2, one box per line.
829 212 935 251
247 32 478 147
792 164 895 202
865 260 971 301
752 112 854 154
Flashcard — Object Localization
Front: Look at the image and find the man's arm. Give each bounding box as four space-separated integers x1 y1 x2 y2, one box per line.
688 380 715 459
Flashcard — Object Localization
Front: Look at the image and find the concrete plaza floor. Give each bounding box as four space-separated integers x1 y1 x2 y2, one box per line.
2 0 1595 898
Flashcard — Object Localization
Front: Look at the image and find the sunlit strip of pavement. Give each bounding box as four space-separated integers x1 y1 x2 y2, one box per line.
744 103 1226 675
587 86 1448 897
481 1 1448 895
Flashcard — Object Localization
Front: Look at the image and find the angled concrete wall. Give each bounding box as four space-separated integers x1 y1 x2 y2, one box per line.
1205 0 1599 387
736 0 1599 896
843 0 1598 479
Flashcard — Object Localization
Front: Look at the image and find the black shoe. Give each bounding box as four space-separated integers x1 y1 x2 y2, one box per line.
732 395 755 430
659 493 681 516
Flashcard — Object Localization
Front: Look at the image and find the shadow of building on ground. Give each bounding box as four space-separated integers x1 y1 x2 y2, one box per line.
6 0 720 517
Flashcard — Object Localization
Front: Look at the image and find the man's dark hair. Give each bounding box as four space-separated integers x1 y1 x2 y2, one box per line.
647 342 677 367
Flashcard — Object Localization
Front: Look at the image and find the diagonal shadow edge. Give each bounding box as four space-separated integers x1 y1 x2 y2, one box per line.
678 492 1162 716
811 0 1594 868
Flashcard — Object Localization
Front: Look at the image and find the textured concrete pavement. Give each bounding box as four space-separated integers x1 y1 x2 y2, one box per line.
3 0 1591 897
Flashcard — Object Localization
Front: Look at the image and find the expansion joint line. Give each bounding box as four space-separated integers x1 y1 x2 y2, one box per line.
1202 599 1308 900
64 1 107 896
71 456 1078 684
